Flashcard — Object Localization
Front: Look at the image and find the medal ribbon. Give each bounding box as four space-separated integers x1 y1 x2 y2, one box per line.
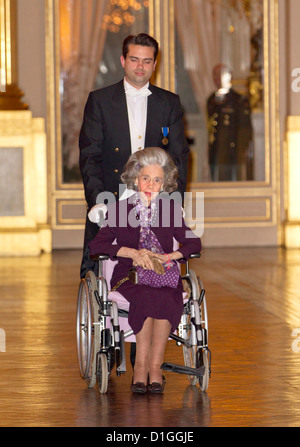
162 127 169 138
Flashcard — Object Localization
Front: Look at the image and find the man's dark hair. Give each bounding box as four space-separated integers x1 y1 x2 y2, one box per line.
122 33 159 61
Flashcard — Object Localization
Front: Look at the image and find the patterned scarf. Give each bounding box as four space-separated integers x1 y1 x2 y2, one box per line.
132 193 180 288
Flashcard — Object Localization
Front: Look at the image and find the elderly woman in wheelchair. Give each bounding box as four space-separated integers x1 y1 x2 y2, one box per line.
86 147 202 394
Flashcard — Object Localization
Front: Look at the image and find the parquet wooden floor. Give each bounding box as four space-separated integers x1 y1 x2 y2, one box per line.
1 247 300 428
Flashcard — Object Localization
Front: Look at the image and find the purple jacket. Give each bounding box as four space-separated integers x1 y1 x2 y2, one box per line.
89 197 201 285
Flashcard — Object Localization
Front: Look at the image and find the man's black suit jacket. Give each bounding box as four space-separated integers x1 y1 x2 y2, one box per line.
79 80 189 210
78 80 189 277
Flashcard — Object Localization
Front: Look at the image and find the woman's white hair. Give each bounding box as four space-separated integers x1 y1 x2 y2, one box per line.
121 147 178 193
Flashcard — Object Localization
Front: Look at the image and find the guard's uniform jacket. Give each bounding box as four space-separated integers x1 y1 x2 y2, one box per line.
207 88 253 181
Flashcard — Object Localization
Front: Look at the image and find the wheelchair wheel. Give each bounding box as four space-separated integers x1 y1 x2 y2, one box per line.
182 309 209 391
182 270 210 391
97 352 109 394
198 349 209 392
188 269 200 302
76 271 100 388
182 310 199 386
77 279 91 380
197 276 210 392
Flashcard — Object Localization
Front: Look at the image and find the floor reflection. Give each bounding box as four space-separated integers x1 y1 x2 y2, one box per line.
1 248 300 427
75 378 212 427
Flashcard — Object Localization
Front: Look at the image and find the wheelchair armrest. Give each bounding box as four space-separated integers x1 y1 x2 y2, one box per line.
90 252 201 262
90 253 110 261
189 252 201 259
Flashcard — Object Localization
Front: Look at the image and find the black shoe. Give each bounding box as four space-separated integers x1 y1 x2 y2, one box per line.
148 382 164 394
131 381 148 394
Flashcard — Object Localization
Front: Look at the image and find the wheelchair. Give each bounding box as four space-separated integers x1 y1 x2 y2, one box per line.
76 250 211 394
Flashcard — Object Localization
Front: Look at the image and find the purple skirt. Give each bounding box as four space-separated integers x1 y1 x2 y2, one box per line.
116 280 184 335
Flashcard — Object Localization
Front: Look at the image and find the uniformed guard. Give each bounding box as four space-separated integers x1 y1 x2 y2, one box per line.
207 63 253 181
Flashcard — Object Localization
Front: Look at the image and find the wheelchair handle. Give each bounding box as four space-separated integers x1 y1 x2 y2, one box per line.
90 253 110 261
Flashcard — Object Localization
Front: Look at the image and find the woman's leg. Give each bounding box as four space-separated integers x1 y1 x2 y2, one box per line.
133 317 171 385
133 317 153 384
148 319 171 384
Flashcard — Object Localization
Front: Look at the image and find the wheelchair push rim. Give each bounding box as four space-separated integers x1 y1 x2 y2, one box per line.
182 270 210 392
76 279 92 380
76 271 100 388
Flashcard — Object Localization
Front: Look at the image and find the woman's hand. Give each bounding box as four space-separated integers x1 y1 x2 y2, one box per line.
116 247 155 270
132 249 155 270
116 247 183 270
150 253 169 264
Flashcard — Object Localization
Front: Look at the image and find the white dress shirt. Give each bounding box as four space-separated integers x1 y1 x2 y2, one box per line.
119 79 152 201
124 79 152 154
89 80 153 221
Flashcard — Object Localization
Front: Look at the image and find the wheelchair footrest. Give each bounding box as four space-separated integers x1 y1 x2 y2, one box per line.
161 362 205 377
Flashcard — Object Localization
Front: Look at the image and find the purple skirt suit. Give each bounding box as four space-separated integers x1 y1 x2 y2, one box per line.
89 196 201 335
